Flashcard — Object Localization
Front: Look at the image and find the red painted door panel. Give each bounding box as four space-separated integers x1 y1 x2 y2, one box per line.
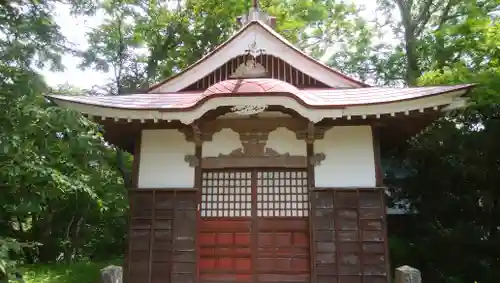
198 169 310 283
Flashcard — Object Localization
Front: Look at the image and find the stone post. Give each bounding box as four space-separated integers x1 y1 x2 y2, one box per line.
395 265 422 283
100 265 123 283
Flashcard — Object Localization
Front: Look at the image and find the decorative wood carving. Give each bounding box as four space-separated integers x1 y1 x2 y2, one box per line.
201 126 309 168
183 54 330 91
309 153 326 166
180 125 213 143
200 117 308 142
182 118 329 168
296 125 332 141
182 117 339 145
181 118 331 168
230 60 268 78
184 155 199 167
191 123 202 145
201 148 309 169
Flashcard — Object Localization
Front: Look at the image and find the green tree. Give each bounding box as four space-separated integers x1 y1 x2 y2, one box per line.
0 0 129 280
382 2 500 282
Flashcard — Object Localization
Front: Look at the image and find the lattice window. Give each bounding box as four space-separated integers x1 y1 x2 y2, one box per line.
256 170 309 217
201 171 252 217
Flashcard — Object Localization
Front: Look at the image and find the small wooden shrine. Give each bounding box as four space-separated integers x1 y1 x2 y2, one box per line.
48 3 473 283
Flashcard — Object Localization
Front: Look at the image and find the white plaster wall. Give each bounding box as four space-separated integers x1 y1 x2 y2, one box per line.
202 128 241 157
266 127 306 155
138 129 195 188
314 126 376 187
202 126 307 157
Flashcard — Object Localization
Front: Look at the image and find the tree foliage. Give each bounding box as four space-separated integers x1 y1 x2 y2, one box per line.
0 0 126 281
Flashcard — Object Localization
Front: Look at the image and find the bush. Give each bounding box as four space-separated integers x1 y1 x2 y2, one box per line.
21 260 122 283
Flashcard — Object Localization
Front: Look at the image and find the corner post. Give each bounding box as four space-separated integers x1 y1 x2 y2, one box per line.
306 121 317 283
192 123 202 283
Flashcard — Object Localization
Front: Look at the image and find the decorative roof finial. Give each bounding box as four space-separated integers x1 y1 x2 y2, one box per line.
252 0 259 9
237 0 276 28
229 36 268 79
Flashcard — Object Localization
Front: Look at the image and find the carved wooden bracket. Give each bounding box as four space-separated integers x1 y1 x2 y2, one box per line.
191 123 202 145
239 132 269 156
306 121 315 144
183 117 309 143
201 149 308 169
309 153 326 166
200 141 310 169
296 125 332 142
184 155 200 167
182 118 326 169
230 60 268 78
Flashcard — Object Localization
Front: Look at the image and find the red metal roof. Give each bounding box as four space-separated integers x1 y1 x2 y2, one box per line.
48 78 474 111
204 78 300 95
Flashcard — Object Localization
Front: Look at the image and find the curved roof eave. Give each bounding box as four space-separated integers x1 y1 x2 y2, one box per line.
45 84 475 124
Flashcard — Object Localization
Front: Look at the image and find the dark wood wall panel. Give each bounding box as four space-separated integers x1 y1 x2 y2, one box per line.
311 188 389 283
127 190 197 283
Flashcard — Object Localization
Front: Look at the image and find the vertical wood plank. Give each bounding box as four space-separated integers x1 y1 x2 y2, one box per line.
312 188 389 283
357 189 364 283
194 143 202 283
307 141 317 283
371 125 383 186
125 133 142 283
381 190 391 283
250 169 257 283
148 191 156 283
333 190 341 283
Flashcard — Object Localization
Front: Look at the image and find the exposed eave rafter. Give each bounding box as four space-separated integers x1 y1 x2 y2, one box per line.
46 84 473 125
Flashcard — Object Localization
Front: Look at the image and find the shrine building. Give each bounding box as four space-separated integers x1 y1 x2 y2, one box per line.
47 3 474 283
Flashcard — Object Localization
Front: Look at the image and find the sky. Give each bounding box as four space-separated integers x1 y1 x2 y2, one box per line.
43 5 108 89
42 0 381 90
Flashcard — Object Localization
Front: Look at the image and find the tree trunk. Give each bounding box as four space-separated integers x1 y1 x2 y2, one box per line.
403 32 420 86
63 216 75 263
395 0 421 86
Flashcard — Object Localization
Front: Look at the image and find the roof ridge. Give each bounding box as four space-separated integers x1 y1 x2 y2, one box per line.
254 21 369 87
146 20 370 92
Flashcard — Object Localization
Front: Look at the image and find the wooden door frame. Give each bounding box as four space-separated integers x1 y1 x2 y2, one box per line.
197 168 310 283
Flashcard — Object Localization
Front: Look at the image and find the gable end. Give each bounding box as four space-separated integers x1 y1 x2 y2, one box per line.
181 54 329 91
149 22 368 93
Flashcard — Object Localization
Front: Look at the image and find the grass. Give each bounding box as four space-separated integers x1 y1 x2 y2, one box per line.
20 260 122 283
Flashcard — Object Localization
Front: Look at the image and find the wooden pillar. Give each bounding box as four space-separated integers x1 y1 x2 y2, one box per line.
170 189 198 283
372 124 383 186
124 133 142 283
306 122 317 283
372 124 391 282
192 123 202 283
169 124 201 283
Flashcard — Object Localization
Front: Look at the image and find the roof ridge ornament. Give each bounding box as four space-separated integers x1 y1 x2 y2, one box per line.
230 60 268 78
230 38 268 78
236 0 277 28
231 105 268 116
245 38 265 57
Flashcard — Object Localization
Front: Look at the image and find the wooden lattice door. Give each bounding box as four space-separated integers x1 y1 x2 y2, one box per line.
198 169 310 283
